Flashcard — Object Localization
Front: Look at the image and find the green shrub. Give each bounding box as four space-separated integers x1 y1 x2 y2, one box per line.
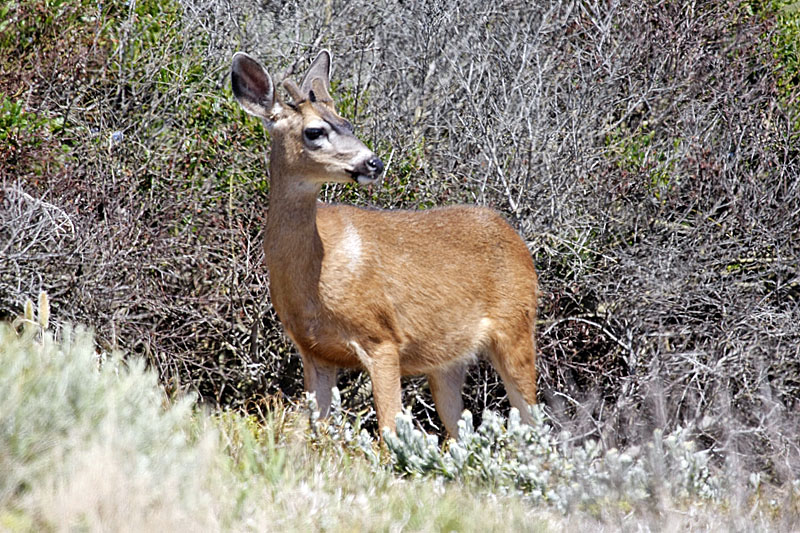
306 390 723 514
0 316 550 531
0 96 65 175
0 320 220 529
774 1 800 128
742 0 800 122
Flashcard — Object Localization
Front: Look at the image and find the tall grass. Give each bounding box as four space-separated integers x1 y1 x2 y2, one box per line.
1 0 799 528
0 318 550 531
1 313 798 531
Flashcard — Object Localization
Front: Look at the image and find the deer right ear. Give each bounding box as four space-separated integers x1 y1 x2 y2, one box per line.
300 50 332 98
231 52 280 124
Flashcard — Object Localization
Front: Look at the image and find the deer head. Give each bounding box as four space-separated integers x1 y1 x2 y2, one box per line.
231 51 384 186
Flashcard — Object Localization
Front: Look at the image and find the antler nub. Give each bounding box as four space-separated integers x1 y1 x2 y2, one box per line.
282 78 305 104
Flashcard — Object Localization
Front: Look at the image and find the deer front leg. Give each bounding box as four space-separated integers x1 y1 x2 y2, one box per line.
351 341 402 434
371 350 402 435
300 353 337 418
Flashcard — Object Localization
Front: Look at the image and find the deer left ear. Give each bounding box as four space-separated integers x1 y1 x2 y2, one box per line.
231 52 282 127
300 50 332 101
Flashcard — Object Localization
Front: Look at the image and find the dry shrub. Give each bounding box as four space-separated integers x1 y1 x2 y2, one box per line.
1 0 799 479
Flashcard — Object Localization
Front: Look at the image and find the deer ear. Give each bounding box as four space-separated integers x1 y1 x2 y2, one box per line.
300 50 332 101
231 52 281 124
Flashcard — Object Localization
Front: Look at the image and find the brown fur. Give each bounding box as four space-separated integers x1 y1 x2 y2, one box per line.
231 50 539 436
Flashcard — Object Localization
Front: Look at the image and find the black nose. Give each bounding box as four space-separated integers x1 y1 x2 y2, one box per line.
366 156 384 175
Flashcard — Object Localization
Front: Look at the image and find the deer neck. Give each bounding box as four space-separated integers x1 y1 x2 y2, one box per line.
264 157 325 309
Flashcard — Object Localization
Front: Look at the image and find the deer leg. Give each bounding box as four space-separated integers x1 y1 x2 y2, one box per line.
359 342 402 435
488 330 538 424
428 362 468 438
300 353 338 418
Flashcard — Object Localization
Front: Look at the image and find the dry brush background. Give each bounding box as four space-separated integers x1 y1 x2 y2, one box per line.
2 0 799 482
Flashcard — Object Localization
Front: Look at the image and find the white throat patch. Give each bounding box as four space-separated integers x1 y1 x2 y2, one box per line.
339 222 362 271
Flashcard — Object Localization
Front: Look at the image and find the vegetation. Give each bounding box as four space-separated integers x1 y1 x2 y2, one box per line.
1 0 799 529
1 312 551 531
2 315 798 530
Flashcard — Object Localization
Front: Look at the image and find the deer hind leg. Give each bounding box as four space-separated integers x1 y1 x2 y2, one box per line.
428 362 468 438
487 327 538 424
300 352 338 418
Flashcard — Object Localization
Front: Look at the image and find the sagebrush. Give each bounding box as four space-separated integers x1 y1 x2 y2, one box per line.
1 0 799 482
2 320 798 530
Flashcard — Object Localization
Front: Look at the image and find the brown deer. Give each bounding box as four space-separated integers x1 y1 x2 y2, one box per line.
231 50 539 437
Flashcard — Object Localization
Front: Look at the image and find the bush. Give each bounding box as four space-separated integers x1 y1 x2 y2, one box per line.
1 0 798 486
0 316 221 529
0 317 553 531
304 388 800 528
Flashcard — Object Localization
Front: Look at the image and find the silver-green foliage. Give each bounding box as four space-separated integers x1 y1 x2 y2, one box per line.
312 390 721 514
0 320 547 531
0 321 216 527
1 318 796 530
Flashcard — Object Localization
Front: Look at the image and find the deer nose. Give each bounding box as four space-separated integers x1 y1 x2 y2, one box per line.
366 156 384 175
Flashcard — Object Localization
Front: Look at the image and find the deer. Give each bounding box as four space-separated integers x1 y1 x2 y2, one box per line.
231 49 539 437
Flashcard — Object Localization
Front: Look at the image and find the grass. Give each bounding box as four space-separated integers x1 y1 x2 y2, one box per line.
0 315 552 531
2 0 799 529
1 308 799 531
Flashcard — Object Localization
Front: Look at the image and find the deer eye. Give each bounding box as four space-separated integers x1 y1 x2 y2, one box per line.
304 127 325 141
